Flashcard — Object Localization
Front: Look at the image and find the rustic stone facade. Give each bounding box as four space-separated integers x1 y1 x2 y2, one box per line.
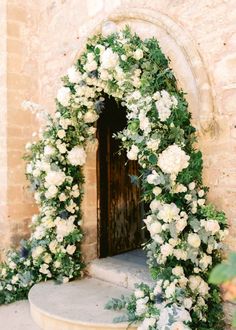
0 0 236 263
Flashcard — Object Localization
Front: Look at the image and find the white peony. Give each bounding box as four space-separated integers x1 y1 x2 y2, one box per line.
158 144 190 175
187 233 201 248
45 170 66 187
67 146 86 166
66 245 76 255
57 87 71 107
100 48 119 69
83 110 99 123
67 66 81 83
127 145 139 160
176 217 187 233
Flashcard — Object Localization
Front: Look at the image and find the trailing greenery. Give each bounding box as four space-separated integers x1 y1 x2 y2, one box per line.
0 26 228 330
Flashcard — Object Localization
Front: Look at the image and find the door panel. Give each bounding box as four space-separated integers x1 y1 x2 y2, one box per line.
97 97 142 257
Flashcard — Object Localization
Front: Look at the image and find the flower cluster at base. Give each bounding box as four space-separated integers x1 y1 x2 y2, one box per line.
0 26 227 329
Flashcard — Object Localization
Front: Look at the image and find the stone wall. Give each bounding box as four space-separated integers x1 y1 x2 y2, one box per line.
1 0 236 261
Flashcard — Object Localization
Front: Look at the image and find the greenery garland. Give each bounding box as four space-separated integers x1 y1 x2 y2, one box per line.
0 26 228 330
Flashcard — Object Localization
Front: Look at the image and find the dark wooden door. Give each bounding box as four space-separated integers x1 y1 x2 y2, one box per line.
97 97 142 257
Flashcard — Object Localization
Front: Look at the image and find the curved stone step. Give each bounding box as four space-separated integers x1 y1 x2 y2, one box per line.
29 278 138 330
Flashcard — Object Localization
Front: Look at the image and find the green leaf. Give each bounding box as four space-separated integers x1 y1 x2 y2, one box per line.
232 312 236 327
209 253 236 284
148 154 157 165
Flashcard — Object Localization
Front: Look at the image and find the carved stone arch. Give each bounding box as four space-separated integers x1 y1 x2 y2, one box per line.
76 7 214 132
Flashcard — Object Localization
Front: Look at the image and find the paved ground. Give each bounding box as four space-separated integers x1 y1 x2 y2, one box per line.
0 300 40 330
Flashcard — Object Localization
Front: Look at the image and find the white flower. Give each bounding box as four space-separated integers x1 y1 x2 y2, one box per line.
158 144 190 175
63 277 69 283
161 243 173 257
6 284 13 291
39 263 49 275
147 170 161 185
149 221 162 236
173 249 187 261
67 66 81 83
32 246 45 259
170 321 189 330
127 145 139 160
198 189 205 197
11 275 19 284
84 60 98 72
138 317 156 330
188 182 196 190
187 233 201 248
83 110 99 123
44 145 55 156
198 198 205 206
135 297 149 316
199 254 212 270
153 187 162 196
150 199 161 212
67 146 86 166
45 185 58 199
43 254 52 264
54 261 61 268
57 87 71 107
200 219 220 235
158 203 180 223
165 282 176 298
66 245 76 255
176 217 187 233
100 48 119 69
134 289 145 299
57 143 67 154
9 261 16 269
57 129 66 139
183 298 193 310
146 138 160 151
45 170 66 187
172 266 184 277
133 49 143 60
59 193 67 201
49 240 58 254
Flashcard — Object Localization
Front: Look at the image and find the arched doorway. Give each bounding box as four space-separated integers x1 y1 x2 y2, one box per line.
97 97 143 258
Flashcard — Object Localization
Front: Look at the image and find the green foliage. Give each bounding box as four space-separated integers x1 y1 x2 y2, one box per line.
209 253 236 284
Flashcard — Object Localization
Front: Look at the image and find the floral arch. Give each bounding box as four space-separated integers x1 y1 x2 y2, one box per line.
0 25 228 330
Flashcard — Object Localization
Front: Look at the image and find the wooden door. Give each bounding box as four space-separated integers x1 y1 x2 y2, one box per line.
97 97 142 257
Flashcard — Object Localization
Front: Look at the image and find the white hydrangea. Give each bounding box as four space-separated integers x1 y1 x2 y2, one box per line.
158 144 190 175
67 146 86 166
100 48 119 69
57 87 71 107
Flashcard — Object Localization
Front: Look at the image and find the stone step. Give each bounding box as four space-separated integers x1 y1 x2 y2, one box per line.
29 278 138 330
87 250 154 289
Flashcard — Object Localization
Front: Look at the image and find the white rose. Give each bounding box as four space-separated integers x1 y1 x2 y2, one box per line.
158 144 190 175
84 110 99 123
127 145 139 160
198 198 205 206
172 266 184 277
45 185 58 199
198 190 205 197
59 193 67 201
49 241 58 254
57 129 66 139
153 187 162 196
57 87 71 107
100 48 119 69
158 203 180 223
183 298 193 310
133 49 143 60
99 69 110 80
67 66 81 83
189 275 202 291
84 60 98 72
67 146 86 166
187 233 201 248
66 245 76 255
57 143 67 154
150 199 161 212
45 171 66 187
32 246 45 259
188 182 195 190
176 218 187 233
54 261 61 268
